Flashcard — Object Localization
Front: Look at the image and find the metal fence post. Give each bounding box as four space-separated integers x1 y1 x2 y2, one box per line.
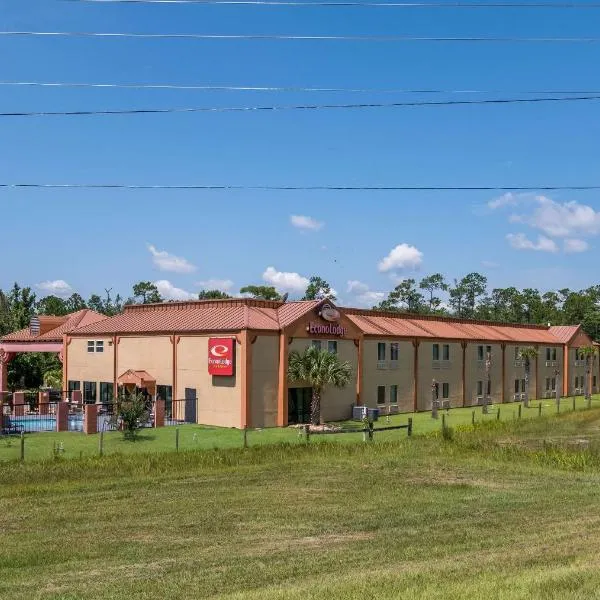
518 403 522 419
407 417 413 437
368 421 374 442
538 402 542 417
20 431 24 462
99 430 104 457
497 407 501 421
243 428 248 449
441 414 446 432
573 396 576 412
304 424 310 444
472 410 475 426
175 427 180 452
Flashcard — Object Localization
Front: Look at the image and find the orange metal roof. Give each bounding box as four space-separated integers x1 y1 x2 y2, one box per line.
1 309 108 342
548 325 581 344
118 370 156 385
57 299 581 346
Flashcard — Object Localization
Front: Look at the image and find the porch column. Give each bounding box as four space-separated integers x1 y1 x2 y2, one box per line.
412 339 420 412
355 337 363 406
277 333 289 427
0 349 15 393
501 343 506 403
39 390 50 416
563 345 569 397
240 331 253 429
13 391 25 417
461 342 467 407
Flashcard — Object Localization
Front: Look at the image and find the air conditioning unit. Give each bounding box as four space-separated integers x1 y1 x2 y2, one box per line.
476 396 485 405
441 399 450 410
520 393 527 400
513 393 520 401
545 361 552 367
376 361 388 370
387 404 399 414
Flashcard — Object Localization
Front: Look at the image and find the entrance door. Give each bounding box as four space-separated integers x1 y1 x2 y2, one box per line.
184 388 197 423
288 387 312 425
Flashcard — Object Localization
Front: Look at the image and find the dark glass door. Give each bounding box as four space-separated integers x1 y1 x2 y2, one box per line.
288 387 312 424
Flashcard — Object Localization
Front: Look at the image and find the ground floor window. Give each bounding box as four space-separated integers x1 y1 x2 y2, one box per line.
327 340 338 354
594 376 597 388
312 340 322 350
156 384 173 414
83 381 96 404
377 385 386 404
389 385 398 404
68 380 80 392
442 383 449 399
99 382 114 403
575 376 580 389
288 387 312 424
477 381 483 397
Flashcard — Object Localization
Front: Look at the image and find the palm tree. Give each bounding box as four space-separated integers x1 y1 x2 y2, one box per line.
287 345 352 426
579 346 597 406
519 346 538 408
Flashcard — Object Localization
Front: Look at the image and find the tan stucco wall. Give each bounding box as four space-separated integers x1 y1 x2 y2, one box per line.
536 345 563 398
250 335 279 428
418 341 464 410
361 340 413 411
463 343 503 406
177 335 241 428
67 337 114 387
118 336 173 387
289 338 358 422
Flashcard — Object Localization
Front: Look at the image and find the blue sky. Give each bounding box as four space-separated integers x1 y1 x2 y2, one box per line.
1 0 599 305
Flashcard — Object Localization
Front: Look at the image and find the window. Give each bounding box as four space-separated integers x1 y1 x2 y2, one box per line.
390 343 399 361
83 381 96 404
575 376 579 389
157 385 173 415
486 345 492 357
312 340 322 350
442 344 450 361
487 380 492 395
377 343 386 361
327 340 338 354
87 340 95 353
594 376 598 388
377 385 386 405
432 344 440 361
95 341 104 353
552 348 557 361
478 345 484 361
87 340 104 353
390 385 398 404
99 382 114 403
545 377 551 391
546 347 551 361
442 383 449 399
515 346 520 360
521 379 526 393
477 381 483 396
552 377 556 391
68 380 80 392
514 379 520 394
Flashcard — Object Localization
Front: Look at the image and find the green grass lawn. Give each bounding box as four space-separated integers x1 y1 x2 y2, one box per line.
2 409 600 598
1 395 599 463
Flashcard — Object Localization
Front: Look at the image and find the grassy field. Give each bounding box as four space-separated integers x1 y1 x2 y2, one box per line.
1 394 598 463
2 408 600 598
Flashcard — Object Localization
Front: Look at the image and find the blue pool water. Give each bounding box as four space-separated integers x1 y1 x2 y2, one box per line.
5 415 83 432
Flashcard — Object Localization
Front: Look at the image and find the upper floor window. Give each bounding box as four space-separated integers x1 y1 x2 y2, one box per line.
515 346 520 360
478 345 484 361
442 344 450 361
546 347 557 361
87 340 104 353
377 343 386 361
432 344 440 361
312 340 322 351
390 343 399 361
87 341 95 353
327 340 338 354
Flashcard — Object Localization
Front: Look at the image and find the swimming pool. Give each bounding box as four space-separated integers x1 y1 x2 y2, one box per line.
5 414 84 432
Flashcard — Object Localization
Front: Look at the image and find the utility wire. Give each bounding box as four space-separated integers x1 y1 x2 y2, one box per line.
2 183 600 191
2 95 599 117
63 0 600 8
2 81 600 95
3 31 600 42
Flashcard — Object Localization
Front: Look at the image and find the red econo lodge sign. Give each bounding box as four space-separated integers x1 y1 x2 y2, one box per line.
208 338 235 376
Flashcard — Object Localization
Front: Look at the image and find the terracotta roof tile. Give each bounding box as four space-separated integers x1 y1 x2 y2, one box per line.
277 301 320 328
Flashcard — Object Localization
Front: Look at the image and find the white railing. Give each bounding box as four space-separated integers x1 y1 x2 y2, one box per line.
432 360 440 370
514 360 523 367
575 360 586 367
376 361 388 370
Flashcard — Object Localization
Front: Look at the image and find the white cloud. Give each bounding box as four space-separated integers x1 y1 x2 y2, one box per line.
378 244 423 273
262 266 309 293
290 215 324 232
488 192 523 210
147 244 196 274
154 280 196 301
346 280 386 307
197 279 234 292
563 238 589 253
524 197 600 238
506 233 558 253
36 280 73 298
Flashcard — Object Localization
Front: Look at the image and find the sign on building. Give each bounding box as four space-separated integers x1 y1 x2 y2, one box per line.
208 338 235 376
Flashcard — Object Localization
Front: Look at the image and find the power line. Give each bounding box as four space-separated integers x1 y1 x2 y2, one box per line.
62 0 600 7
3 31 600 42
2 95 599 117
2 183 599 191
2 81 600 95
